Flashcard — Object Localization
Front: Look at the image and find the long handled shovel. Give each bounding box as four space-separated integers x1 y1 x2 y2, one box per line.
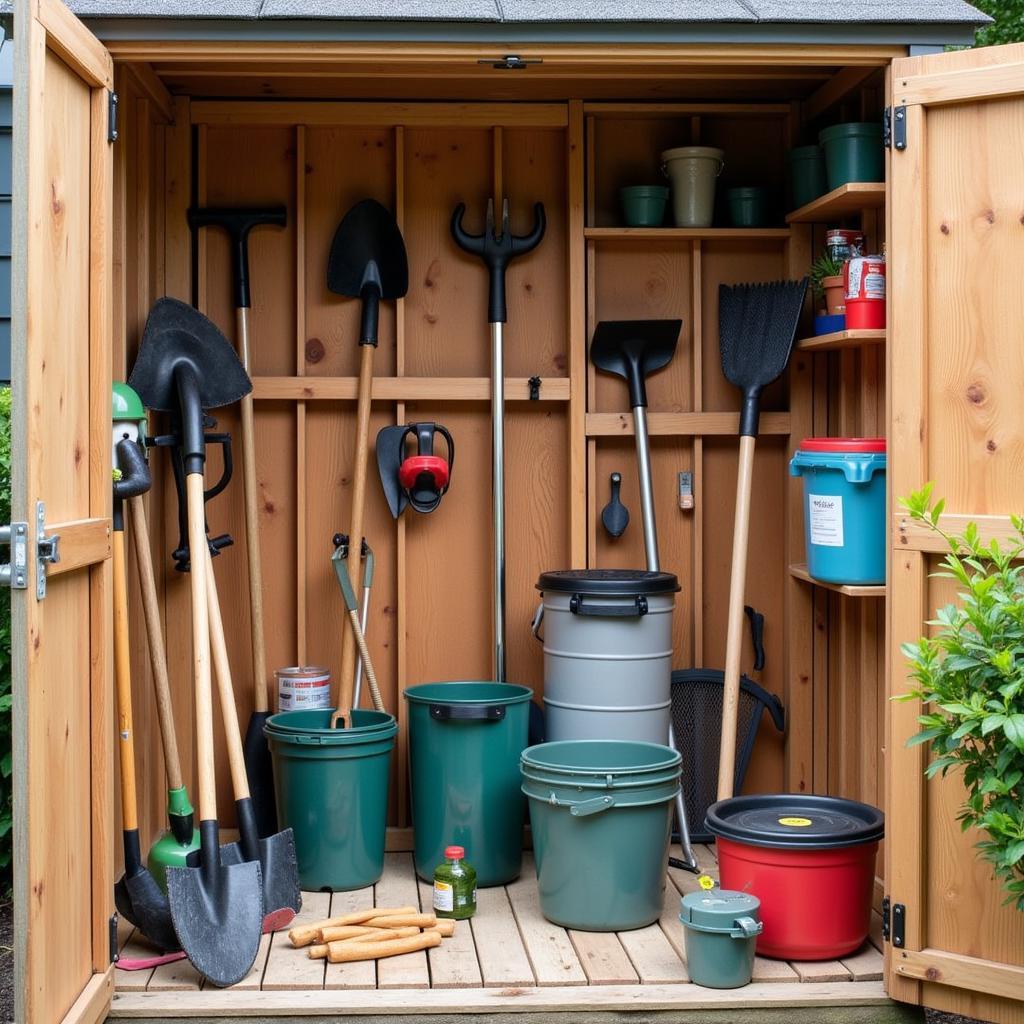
326 199 408 727
189 206 287 837
715 279 807 801
451 198 545 680
129 297 264 987
112 436 181 953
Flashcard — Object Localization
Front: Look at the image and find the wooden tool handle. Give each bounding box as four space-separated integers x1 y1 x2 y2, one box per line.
129 495 184 791
327 931 441 964
288 905 417 947
206 545 251 800
430 919 457 938
321 925 420 945
236 308 269 714
113 529 139 831
362 913 437 930
717 434 756 802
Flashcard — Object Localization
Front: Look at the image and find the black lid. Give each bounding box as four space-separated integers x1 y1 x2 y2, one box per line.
537 569 680 595
705 794 884 850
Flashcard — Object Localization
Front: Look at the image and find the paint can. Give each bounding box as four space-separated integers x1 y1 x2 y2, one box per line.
276 665 332 712
844 255 886 329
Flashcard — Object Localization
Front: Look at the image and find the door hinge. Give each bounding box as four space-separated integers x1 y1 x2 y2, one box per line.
884 105 907 151
1 502 59 597
108 91 119 143
109 913 119 964
881 897 906 947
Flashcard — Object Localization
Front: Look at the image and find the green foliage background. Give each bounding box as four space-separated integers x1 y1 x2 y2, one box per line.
973 0 1024 45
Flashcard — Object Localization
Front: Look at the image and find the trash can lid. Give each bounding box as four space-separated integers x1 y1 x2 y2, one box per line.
537 569 680 595
680 890 761 930
706 795 884 850
798 437 885 454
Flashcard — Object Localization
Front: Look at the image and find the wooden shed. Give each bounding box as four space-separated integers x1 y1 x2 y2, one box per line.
6 0 1024 1021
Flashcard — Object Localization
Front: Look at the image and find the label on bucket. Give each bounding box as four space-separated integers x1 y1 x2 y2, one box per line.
277 666 332 712
808 494 844 547
433 881 454 912
778 817 813 827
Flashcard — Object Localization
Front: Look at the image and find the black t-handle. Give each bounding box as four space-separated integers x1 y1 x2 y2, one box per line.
187 206 287 309
450 198 546 324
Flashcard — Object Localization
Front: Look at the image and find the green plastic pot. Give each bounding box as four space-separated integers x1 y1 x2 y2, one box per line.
405 682 532 886
819 122 884 190
620 185 669 227
265 708 396 891
522 739 680 931
727 186 770 228
680 889 762 989
787 145 828 209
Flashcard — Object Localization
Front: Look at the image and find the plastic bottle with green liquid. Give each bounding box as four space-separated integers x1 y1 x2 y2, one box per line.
432 845 477 920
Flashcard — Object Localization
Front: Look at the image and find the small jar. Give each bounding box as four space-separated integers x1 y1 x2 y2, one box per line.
433 845 477 920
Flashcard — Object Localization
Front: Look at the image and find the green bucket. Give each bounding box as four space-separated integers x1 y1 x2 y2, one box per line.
522 740 681 931
264 708 397 891
726 186 770 228
787 145 828 209
620 185 669 227
405 682 532 886
680 889 762 989
819 122 884 190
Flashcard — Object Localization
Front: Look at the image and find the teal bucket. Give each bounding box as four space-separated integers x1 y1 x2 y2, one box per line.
787 145 828 209
264 708 396 891
680 890 762 989
620 185 669 227
405 682 532 886
522 740 681 931
818 122 884 190
789 438 887 585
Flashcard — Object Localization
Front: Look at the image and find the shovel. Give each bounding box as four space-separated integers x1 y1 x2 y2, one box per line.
128 297 264 987
326 199 408 727
715 279 808 801
112 436 181 953
189 206 287 838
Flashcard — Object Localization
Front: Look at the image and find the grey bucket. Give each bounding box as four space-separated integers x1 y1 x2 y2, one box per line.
522 740 681 931
680 889 762 989
535 570 680 744
661 146 725 228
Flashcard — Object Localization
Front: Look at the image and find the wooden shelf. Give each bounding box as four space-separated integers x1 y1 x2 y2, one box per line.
587 411 791 437
585 226 791 241
789 563 886 597
786 182 885 224
252 376 570 402
796 328 885 352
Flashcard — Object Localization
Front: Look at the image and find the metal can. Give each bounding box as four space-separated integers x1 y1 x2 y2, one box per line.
824 229 865 263
844 255 886 329
276 665 332 712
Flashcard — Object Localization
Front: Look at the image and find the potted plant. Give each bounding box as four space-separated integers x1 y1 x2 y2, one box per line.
810 252 846 317
899 485 1024 911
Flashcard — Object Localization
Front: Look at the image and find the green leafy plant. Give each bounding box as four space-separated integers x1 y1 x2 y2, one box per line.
899 484 1024 910
809 252 845 301
0 386 11 897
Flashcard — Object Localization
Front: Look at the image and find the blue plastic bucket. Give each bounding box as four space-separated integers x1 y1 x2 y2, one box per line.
789 438 886 585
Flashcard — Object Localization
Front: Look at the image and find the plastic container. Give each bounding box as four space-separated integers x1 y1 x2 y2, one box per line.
789 438 886 585
825 229 865 263
819 122 884 190
813 313 845 335
620 185 669 227
275 665 331 712
844 255 886 329
405 682 531 887
727 186 770 228
433 845 477 920
706 795 884 960
680 890 763 988
787 145 827 210
521 739 680 931
264 708 397 891
661 146 724 227
535 569 680 744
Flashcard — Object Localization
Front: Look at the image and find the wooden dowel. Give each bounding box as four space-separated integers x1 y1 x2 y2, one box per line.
430 919 457 938
361 913 436 930
326 931 441 963
288 905 416 947
325 925 421 944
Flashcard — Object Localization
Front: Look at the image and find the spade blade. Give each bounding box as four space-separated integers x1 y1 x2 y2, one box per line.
220 826 301 934
114 868 181 953
327 199 409 301
590 319 681 409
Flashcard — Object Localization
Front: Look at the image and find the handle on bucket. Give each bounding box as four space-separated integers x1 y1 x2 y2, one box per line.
569 593 648 618
429 703 506 722
569 795 615 817
531 603 544 642
731 916 763 939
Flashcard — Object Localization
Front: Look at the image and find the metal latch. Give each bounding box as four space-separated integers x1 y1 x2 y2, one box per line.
478 55 543 70
34 502 60 599
108 91 119 143
528 375 542 400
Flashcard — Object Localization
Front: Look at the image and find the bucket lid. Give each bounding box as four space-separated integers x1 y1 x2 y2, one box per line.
537 569 680 595
798 437 885 454
680 890 760 930
706 794 884 850
661 146 725 162
264 708 397 745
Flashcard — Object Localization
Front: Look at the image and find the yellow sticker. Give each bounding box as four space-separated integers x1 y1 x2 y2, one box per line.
778 816 813 827
698 875 716 890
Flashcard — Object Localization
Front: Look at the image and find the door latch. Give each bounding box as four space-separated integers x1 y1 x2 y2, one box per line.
1 503 59 597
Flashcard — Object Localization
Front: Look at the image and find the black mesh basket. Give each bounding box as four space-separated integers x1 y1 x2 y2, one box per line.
670 670 785 844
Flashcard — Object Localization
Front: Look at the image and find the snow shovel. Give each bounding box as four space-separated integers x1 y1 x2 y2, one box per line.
451 198 545 679
326 199 408 727
715 279 807 801
128 296 264 987
112 435 181 953
189 205 287 838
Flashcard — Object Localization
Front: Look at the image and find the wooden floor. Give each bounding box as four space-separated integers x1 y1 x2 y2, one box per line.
109 845 889 1018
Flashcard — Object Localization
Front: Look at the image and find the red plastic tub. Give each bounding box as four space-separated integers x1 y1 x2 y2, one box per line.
706 795 883 960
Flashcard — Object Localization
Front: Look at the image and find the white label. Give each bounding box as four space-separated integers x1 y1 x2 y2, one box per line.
808 494 844 548
862 271 886 299
278 674 332 712
433 881 454 912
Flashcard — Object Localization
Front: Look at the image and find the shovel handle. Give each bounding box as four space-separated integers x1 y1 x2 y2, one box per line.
113 529 139 832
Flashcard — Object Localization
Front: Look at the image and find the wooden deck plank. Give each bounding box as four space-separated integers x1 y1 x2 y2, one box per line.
752 955 801 982
839 943 884 982
416 879 483 989
374 853 431 990
323 888 377 991
471 885 536 988
232 933 272 991
568 931 638 986
790 959 854 983
146 955 203 992
261 890 330 991
113 925 156 992
618 921 688 985
506 856 587 988
656 877 689 968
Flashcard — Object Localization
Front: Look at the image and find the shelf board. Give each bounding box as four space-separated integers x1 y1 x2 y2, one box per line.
796 328 885 352
789 563 886 598
786 183 885 224
587 411 791 437
585 226 791 241
252 376 570 402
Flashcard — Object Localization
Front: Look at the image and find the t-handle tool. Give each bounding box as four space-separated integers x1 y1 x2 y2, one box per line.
451 198 545 680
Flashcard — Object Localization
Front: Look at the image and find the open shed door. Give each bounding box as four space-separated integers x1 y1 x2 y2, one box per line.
10 0 115 1021
887 41 1024 1024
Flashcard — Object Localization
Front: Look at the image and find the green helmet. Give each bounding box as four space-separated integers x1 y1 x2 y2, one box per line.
112 383 147 464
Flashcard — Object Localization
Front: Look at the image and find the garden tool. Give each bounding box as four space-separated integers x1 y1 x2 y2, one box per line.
189 205 287 838
715 279 807 801
451 197 546 680
205 545 301 933
601 472 629 538
128 296 263 987
327 198 408 727
347 536 375 711
376 422 455 517
331 535 384 713
590 318 699 873
111 433 180 952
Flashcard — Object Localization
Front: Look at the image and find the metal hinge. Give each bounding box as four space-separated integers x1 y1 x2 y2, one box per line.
881 897 906 947
477 55 542 70
109 913 119 964
1 502 59 597
108 91 119 143
884 106 907 151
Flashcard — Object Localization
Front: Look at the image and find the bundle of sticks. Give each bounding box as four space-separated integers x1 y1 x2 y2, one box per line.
288 905 455 964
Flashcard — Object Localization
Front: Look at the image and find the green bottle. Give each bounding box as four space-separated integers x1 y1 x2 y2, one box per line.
433 845 477 920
